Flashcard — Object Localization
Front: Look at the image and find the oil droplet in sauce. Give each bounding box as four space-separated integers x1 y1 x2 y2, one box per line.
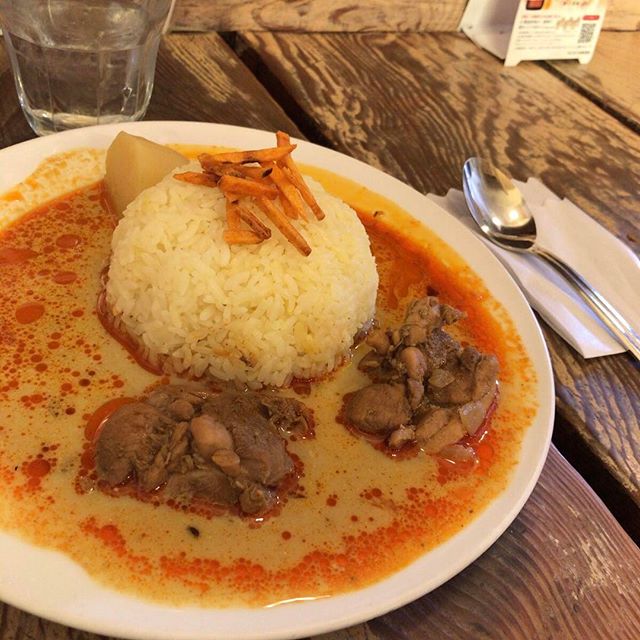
15 302 45 324
53 271 77 284
25 458 51 479
56 233 80 249
0 247 37 264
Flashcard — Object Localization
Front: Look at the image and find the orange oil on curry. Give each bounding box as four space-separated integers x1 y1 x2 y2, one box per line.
0 156 537 608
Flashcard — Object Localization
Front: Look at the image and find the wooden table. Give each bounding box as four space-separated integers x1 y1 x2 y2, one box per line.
1 27 639 640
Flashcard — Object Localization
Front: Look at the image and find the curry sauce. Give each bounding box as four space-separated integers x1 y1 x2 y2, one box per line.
0 151 537 607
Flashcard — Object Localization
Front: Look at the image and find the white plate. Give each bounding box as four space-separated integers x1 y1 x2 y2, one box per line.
0 122 554 640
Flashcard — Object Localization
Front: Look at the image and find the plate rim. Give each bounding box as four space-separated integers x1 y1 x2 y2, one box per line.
0 121 554 640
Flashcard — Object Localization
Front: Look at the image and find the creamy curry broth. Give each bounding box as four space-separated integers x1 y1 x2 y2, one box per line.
0 147 537 607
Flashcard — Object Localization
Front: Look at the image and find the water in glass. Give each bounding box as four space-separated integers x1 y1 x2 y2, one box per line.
0 0 172 135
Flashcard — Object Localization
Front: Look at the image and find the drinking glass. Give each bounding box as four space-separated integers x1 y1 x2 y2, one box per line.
0 0 174 136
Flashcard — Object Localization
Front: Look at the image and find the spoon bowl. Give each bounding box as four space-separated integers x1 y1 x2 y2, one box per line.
462 158 537 251
462 157 640 361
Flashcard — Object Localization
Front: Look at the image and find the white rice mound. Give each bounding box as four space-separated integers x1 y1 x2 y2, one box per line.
106 162 378 388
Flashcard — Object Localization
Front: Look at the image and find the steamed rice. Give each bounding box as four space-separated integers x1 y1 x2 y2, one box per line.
106 162 378 387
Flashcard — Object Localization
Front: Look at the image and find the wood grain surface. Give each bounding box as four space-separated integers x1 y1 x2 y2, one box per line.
1 30 640 640
0 47 34 148
172 0 468 33
547 31 640 127
171 0 640 33
3 447 640 640
239 31 640 524
148 33 303 135
604 0 640 31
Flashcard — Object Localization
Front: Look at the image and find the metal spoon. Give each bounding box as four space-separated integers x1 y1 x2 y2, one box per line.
462 157 640 360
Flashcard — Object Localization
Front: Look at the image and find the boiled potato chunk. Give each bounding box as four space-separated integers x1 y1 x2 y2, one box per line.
105 131 189 216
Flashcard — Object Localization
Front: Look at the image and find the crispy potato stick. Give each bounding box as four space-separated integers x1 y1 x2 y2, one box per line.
174 171 219 187
266 163 309 221
232 171 274 186
225 200 242 231
219 174 279 199
281 165 324 220
223 228 263 244
205 145 296 165
223 191 240 205
279 194 300 220
275 130 290 148
236 205 271 239
199 157 273 180
256 197 311 256
276 131 325 220
184 136 317 253
224 192 270 240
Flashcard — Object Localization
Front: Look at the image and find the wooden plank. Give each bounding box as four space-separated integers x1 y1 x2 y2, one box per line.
3 447 640 639
0 33 301 150
239 31 640 521
172 0 468 33
364 446 640 640
0 47 34 149
147 33 300 134
171 0 640 32
604 0 640 31
546 31 640 126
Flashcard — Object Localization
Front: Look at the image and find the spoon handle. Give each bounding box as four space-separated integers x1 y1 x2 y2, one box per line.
533 246 640 360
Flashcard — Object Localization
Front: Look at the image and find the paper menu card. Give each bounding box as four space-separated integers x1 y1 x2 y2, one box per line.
460 0 607 67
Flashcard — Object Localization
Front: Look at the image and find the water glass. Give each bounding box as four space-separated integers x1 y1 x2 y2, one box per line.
0 0 174 136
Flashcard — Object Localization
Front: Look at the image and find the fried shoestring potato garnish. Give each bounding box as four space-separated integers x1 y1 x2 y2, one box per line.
173 171 219 188
218 174 279 199
222 228 263 244
264 162 309 221
174 133 325 254
236 205 272 240
256 197 311 257
276 131 325 220
205 144 296 165
280 193 301 220
198 155 273 180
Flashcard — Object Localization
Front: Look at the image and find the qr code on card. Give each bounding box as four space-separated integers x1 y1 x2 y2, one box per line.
578 22 596 44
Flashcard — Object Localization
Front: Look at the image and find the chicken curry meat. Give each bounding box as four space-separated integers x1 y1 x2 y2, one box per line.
0 148 537 608
93 383 313 516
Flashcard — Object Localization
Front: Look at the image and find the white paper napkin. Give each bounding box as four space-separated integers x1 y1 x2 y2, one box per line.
428 179 640 358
